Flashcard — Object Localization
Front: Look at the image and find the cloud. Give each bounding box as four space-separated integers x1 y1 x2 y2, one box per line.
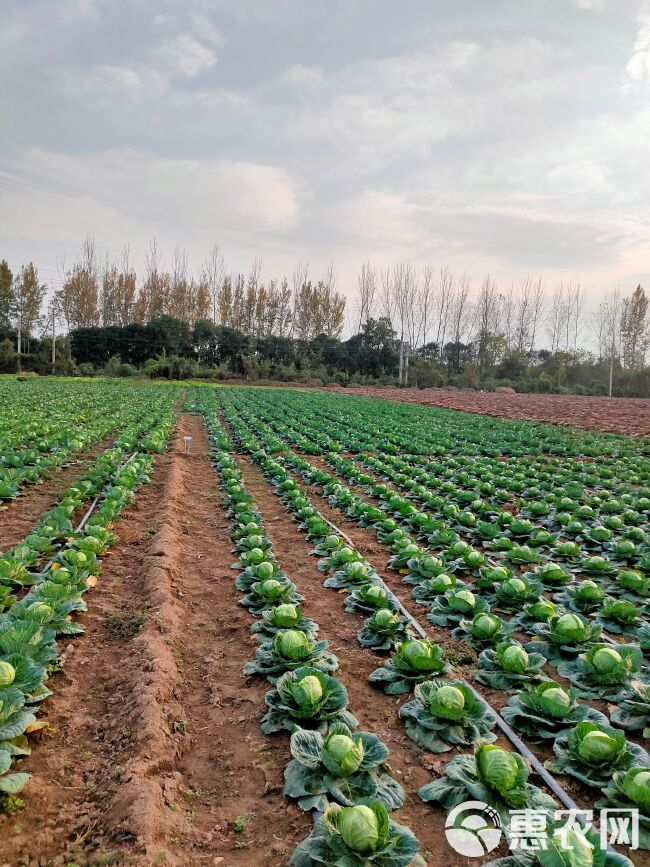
0 149 300 263
625 12 650 83
155 34 218 77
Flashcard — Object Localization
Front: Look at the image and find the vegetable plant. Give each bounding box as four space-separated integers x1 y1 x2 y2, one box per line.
399 679 497 752
474 640 549 691
283 722 404 812
289 801 425 867
244 631 338 683
501 681 609 739
546 721 650 788
369 639 449 695
260 667 358 734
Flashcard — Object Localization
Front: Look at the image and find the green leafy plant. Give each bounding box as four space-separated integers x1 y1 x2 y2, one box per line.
283 722 404 812
546 721 650 788
368 639 449 695
419 744 556 824
289 801 425 867
527 612 601 661
556 643 646 700
260 667 358 734
244 631 338 683
597 768 650 849
427 588 488 627
474 640 549 691
452 612 513 648
501 681 608 739
357 608 409 651
610 680 650 737
399 679 497 753
250 604 319 642
344 584 396 617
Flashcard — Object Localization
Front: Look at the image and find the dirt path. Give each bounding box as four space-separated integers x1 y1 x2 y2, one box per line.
0 416 309 867
0 435 118 551
332 387 650 437
236 454 486 867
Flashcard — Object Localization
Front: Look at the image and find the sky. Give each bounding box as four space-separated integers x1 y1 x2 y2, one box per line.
1 0 649 328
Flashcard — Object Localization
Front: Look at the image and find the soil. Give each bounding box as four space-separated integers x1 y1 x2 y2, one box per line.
0 416 309 867
235 455 509 867
334 387 650 437
0 435 119 551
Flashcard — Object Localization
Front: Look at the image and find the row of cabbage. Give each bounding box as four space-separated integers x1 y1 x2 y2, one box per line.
200 401 428 867
224 388 649 577
0 379 175 500
0 391 179 801
212 391 637 867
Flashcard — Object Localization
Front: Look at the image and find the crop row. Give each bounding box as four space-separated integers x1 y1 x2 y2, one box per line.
0 379 177 500
0 394 178 800
201 399 428 867
211 385 647 864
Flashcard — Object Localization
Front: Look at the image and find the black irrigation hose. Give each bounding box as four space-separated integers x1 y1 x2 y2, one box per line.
38 451 139 578
318 513 582 815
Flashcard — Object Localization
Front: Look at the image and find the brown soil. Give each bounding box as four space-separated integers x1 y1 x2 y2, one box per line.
0 436 118 552
0 416 309 867
235 455 496 867
333 387 650 437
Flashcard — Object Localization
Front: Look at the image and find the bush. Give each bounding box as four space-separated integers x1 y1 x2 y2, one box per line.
77 362 95 377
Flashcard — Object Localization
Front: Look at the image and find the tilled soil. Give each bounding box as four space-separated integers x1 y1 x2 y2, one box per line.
235 455 492 867
0 416 309 867
335 387 650 437
0 435 119 551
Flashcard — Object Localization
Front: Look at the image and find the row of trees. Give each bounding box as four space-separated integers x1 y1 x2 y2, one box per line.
1 239 649 395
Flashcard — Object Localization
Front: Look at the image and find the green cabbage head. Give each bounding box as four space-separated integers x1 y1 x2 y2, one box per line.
622 768 650 811
323 732 365 775
290 674 323 709
271 604 301 627
275 630 311 661
475 745 527 805
326 803 386 854
428 684 466 721
500 643 529 674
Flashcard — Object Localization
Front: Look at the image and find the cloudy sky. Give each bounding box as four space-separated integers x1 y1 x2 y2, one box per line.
1 0 649 323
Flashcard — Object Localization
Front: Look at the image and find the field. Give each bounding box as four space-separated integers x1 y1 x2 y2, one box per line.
0 378 649 867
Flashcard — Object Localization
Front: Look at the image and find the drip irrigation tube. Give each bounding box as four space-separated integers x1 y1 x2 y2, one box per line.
38 450 139 577
319 513 582 815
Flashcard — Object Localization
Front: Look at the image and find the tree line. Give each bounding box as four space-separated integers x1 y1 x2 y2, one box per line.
1 239 649 396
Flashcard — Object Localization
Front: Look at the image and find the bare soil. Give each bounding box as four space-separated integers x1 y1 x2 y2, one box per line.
235 455 504 867
334 387 650 437
0 416 309 867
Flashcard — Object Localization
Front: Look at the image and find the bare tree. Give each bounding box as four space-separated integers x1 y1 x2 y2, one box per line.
434 267 454 358
380 267 395 327
204 244 225 325
450 273 472 344
529 277 545 350
291 262 309 337
594 289 621 396
546 284 566 353
356 262 377 333
419 266 434 355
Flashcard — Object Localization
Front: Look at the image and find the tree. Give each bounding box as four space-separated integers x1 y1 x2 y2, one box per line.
620 285 649 369
0 260 13 329
356 262 377 333
57 237 100 329
12 263 47 371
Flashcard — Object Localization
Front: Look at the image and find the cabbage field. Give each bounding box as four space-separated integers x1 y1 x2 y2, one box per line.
0 377 649 867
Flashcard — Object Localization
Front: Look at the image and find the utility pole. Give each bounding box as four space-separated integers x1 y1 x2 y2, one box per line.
51 308 56 375
16 312 22 374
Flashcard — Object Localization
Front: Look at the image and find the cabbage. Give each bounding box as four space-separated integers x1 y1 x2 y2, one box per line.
335 804 381 853
553 613 588 642
0 661 15 687
398 639 441 671
323 732 364 775
501 643 529 674
270 604 300 628
428 684 466 721
448 589 475 613
578 730 620 763
538 685 572 718
475 745 526 804
471 613 501 639
590 646 622 674
622 767 650 811
275 630 311 660
291 674 323 709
